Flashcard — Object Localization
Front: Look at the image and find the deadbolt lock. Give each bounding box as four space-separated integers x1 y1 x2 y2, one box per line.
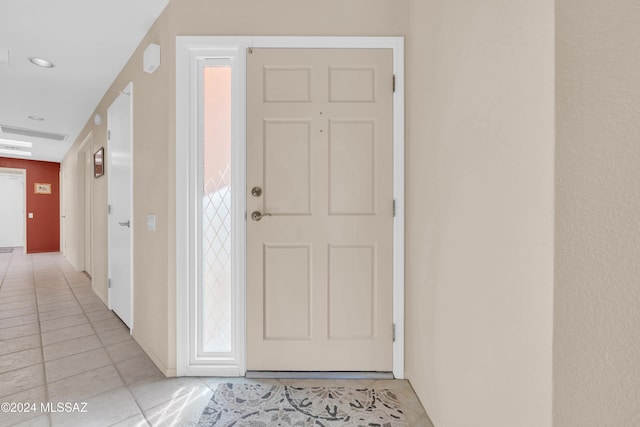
251 186 263 197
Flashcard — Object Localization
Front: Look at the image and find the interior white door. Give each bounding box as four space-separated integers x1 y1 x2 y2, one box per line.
0 174 25 247
246 48 394 371
107 84 133 328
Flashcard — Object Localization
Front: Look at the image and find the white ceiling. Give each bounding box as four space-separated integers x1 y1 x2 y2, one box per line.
0 0 169 162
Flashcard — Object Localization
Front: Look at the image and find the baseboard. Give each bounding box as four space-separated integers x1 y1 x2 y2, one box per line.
132 331 174 377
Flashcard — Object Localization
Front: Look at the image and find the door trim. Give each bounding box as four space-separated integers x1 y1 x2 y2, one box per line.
176 44 247 376
176 36 405 378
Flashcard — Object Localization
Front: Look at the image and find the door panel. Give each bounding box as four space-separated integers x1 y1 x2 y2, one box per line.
263 120 311 214
264 244 311 340
328 245 375 339
329 120 376 214
107 86 133 329
247 48 393 371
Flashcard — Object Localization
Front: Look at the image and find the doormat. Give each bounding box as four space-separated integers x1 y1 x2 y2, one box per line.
198 383 408 426
0 248 14 253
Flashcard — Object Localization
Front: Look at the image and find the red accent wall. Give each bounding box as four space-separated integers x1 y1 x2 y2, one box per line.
0 157 60 253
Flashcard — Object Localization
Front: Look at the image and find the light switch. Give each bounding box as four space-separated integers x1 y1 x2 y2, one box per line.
28 213 33 219
146 214 156 232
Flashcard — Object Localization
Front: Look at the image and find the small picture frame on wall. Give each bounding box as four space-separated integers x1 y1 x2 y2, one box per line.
94 147 105 178
34 183 52 194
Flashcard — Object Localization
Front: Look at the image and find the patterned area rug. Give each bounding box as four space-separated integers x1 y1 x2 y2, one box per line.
198 383 408 426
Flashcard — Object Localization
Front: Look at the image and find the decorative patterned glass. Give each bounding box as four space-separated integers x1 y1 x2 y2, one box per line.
201 66 232 353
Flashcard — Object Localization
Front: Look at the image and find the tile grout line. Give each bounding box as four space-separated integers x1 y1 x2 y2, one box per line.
0 313 36 330
0 249 15 293
59 263 153 427
0 309 39 321
132 376 214 426
41 329 95 348
0 350 44 376
124 375 213 426
45 338 145 365
0 304 37 314
0 333 40 350
33 258 99 426
29 254 53 427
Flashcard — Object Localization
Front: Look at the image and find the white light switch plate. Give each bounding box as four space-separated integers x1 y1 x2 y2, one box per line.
146 214 156 231
28 213 33 219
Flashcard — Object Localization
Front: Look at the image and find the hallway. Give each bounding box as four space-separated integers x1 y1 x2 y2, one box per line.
0 250 431 426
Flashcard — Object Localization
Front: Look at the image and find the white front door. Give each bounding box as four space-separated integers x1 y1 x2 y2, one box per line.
246 48 394 371
107 84 133 329
0 173 24 248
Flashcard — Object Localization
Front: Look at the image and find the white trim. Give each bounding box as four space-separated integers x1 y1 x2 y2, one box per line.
176 43 246 376
176 36 405 379
176 40 189 375
391 41 405 379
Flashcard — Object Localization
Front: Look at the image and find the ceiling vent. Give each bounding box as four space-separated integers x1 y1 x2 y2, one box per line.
0 125 67 141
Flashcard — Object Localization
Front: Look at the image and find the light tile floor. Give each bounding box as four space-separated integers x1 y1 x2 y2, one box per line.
0 250 433 427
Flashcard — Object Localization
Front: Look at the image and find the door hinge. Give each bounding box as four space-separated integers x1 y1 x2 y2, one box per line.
392 323 396 342
392 75 396 93
393 199 396 217
107 130 111 140
108 278 111 288
108 204 111 214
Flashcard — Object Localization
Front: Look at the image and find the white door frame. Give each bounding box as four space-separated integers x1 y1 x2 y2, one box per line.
176 36 405 378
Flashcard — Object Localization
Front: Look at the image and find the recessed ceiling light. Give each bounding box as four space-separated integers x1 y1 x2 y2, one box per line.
0 125 66 141
28 57 54 68
0 138 32 148
0 148 31 157
28 115 44 121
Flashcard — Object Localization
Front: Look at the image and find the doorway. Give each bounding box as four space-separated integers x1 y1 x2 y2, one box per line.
246 48 394 371
83 147 93 277
176 37 405 378
76 132 93 277
0 171 26 249
108 83 134 329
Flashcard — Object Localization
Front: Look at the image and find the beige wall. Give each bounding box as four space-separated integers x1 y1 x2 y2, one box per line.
61 134 90 271
554 1 640 425
62 131 108 304
58 0 640 424
405 1 554 426
62 0 409 376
